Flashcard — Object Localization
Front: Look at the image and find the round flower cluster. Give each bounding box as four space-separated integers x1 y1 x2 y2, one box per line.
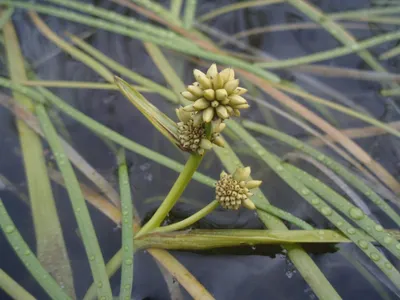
176 107 225 155
181 64 249 123
215 167 261 210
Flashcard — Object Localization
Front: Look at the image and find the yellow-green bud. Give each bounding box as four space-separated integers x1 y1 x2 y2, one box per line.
216 89 228 101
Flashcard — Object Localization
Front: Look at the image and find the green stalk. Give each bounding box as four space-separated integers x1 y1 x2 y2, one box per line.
134 229 397 249
256 29 400 68
128 0 182 26
255 203 314 230
0 198 71 300
287 164 400 259
22 80 150 91
242 120 400 225
329 6 400 19
0 269 35 300
380 45 400 60
0 7 13 29
35 104 112 299
381 88 400 96
183 0 196 29
153 200 220 233
226 122 400 290
137 154 203 236
117 149 134 300
3 20 75 297
197 0 283 22
170 0 183 18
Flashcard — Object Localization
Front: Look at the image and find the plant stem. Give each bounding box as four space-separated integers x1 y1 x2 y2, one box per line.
183 0 196 29
0 198 71 300
35 104 113 299
0 269 35 300
170 0 183 18
137 154 203 236
0 7 13 29
21 80 151 91
153 200 219 233
117 149 134 300
255 203 314 230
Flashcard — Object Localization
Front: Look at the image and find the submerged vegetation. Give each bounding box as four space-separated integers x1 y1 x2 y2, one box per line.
0 0 400 299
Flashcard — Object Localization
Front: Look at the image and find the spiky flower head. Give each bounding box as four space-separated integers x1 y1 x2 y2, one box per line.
181 64 249 123
176 107 226 155
215 167 261 210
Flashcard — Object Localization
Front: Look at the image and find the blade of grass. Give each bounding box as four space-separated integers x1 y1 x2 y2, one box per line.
117 149 134 300
183 0 196 29
255 29 400 69
329 5 400 19
0 269 35 300
242 120 400 225
0 7 13 29
381 88 400 96
380 45 400 60
170 0 183 18
3 20 76 297
197 0 283 23
0 198 72 300
21 80 151 91
35 103 113 299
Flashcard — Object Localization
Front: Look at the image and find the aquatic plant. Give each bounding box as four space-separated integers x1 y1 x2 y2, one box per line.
0 1 400 299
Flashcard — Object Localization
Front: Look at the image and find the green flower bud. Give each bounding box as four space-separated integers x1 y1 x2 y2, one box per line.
193 98 210 110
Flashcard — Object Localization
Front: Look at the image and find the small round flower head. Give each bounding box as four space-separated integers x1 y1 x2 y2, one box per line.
215 167 261 210
181 64 249 123
176 107 226 155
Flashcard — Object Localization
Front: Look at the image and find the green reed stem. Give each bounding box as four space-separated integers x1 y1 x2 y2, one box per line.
0 1 280 83
135 228 398 249
170 0 183 18
183 0 196 28
329 6 400 20
129 0 182 26
255 203 314 230
21 80 151 91
380 45 400 60
287 164 400 259
66 33 178 103
256 29 400 68
0 269 35 300
197 0 283 22
117 149 134 300
0 198 71 300
381 88 400 96
137 154 204 236
242 120 400 225
227 121 400 290
153 200 220 233
0 7 13 29
35 104 112 299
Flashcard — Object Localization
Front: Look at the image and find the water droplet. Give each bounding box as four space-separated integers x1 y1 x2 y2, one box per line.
301 189 310 196
384 236 393 245
385 262 393 270
276 165 284 172
124 284 131 289
5 225 15 233
125 259 133 265
75 208 81 213
321 207 332 216
100 297 106 300
358 240 368 249
370 252 380 261
97 282 103 288
24 250 31 256
89 255 95 261
317 154 324 161
336 221 343 227
311 198 320 205
347 227 356 235
318 230 324 235
349 207 364 220
122 211 128 216
375 225 384 232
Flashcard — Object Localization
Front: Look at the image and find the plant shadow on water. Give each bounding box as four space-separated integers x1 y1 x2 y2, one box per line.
1 0 400 299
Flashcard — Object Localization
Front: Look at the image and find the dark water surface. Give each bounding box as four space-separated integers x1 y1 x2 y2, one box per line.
1 0 400 299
